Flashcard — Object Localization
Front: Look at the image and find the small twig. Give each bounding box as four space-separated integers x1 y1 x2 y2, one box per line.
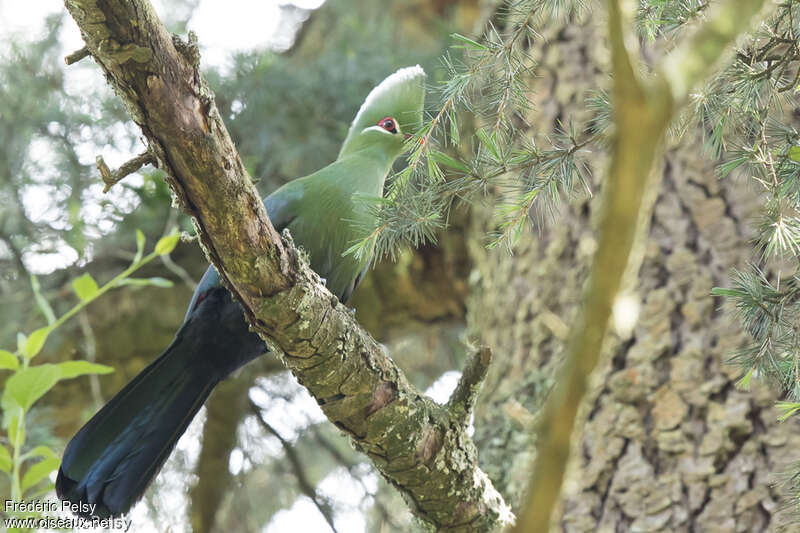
96 151 156 193
249 401 340 533
78 310 104 410
310 426 407 531
64 46 90 65
446 347 492 426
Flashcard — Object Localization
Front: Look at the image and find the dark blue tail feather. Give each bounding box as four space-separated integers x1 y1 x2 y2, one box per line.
56 287 266 517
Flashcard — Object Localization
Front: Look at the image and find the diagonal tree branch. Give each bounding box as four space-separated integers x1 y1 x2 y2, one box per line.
62 0 511 530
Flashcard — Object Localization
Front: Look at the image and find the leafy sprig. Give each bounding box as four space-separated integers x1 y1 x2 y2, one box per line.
347 0 594 261
0 230 179 514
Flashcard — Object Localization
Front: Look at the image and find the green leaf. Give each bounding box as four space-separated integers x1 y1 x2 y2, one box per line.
710 286 745 298
155 233 180 255
57 361 114 379
16 333 26 354
735 367 754 391
451 33 488 50
0 350 19 371
449 110 460 146
430 150 470 173
476 128 500 161
426 154 443 181
2 364 61 412
23 327 51 361
21 445 56 463
21 456 59 494
789 146 800 162
135 229 146 263
117 277 174 288
776 401 800 422
0 444 10 474
72 273 99 301
30 275 56 325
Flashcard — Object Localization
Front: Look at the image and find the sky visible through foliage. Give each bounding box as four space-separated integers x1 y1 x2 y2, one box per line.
0 0 323 275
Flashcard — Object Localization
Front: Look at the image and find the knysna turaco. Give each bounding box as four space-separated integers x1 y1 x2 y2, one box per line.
56 66 427 518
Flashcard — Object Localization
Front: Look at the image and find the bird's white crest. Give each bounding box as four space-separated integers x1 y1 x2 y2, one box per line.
347 65 425 131
338 65 426 159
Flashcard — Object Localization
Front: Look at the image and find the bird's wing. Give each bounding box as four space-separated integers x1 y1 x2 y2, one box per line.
339 263 369 304
263 178 304 232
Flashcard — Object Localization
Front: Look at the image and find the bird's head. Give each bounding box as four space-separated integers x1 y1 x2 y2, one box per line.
338 65 426 160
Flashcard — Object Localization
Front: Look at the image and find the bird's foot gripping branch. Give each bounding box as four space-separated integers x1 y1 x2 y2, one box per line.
61 0 511 529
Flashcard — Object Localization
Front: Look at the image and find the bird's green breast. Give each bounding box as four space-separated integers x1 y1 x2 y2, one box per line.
283 149 391 301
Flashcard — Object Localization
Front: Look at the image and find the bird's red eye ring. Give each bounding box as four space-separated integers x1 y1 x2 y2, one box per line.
378 117 398 134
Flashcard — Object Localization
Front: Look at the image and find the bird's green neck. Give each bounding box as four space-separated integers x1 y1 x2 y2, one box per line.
338 128 403 161
334 143 397 197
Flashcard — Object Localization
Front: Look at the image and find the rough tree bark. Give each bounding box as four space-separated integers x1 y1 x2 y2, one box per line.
470 11 800 533
62 0 510 530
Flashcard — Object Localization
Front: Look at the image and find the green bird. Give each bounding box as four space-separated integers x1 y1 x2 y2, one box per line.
56 65 426 518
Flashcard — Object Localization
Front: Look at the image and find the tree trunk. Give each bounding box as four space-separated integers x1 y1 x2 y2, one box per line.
469 15 800 533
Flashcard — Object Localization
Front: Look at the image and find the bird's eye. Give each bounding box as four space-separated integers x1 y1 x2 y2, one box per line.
378 117 398 134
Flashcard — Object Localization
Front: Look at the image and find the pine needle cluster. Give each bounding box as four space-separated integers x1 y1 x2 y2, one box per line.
346 0 594 262
691 0 800 441
640 0 800 514
352 0 800 514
